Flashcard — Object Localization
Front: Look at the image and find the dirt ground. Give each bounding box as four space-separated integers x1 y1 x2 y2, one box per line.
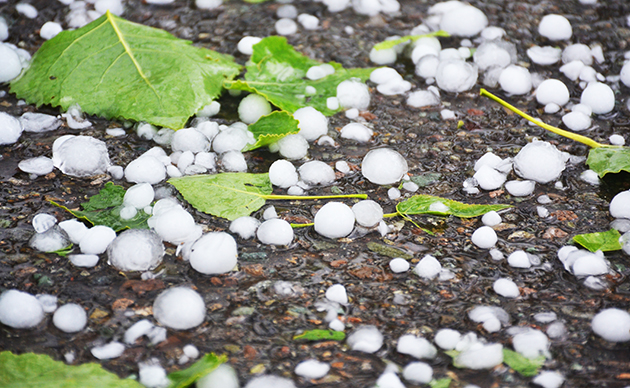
1 0 630 387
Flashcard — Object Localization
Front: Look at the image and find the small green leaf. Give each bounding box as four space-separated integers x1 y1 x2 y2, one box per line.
502 349 545 377
373 30 451 50
429 378 453 388
0 351 144 388
52 244 74 257
587 147 630 178
396 195 511 218
573 229 623 252
167 353 226 388
443 350 460 359
244 111 300 152
50 182 150 231
225 36 374 116
293 329 346 342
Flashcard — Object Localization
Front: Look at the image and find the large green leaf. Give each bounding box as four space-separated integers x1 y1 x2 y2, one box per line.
225 36 374 115
50 182 150 231
10 12 240 129
586 147 630 178
573 229 623 252
396 195 511 218
167 353 226 388
244 111 300 152
0 351 144 388
502 349 545 377
169 173 273 221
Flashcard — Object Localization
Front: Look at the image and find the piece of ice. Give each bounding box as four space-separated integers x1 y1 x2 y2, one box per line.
276 134 309 160
547 321 567 339
340 123 373 143
220 151 248 172
471 226 497 248
611 190 630 219
580 169 601 185
389 258 410 273
527 46 562 65
314 202 355 239
171 128 211 153
325 284 348 305
79 225 116 255
298 161 336 185
32 213 57 234
435 59 478 93
244 375 296 388
36 294 58 313
513 141 566 184
346 325 383 353
293 107 328 141
238 94 271 124
455 343 503 369
499 65 532 95
562 43 592 65
571 252 608 276
413 255 442 280
580 82 615 114
306 64 335 80
91 342 125 360
229 216 260 240
473 42 512 71
124 319 154 344
0 16 7 41
257 218 294 245
29 226 70 253
277 4 297 18
68 254 98 267
148 202 202 244
16 3 38 18
124 155 166 184
402 362 433 384
374 372 405 388
536 79 569 106
294 359 330 379
407 90 440 108
473 165 507 191
369 46 397 65
196 0 222 9
297 13 319 30
532 371 565 388
361 148 408 185
397 334 437 359
434 328 461 350
268 160 298 189
507 250 531 268
609 134 625 146
439 5 487 37
52 136 111 177
20 112 61 133
336 79 370 110
138 359 169 388
562 111 591 132
352 200 383 228
538 14 572 40
153 287 206 330
185 232 237 274
123 183 155 209
58 219 89 245
0 290 45 329
196 364 239 388
213 124 255 154
513 329 550 359
534 312 557 323
275 18 298 35
505 180 536 196
482 211 501 227
107 229 164 272
493 278 520 298
53 303 87 333
489 248 504 261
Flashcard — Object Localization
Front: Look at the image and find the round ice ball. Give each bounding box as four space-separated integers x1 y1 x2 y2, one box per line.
621 62 630 88
499 65 532 95
0 112 24 145
171 128 211 153
471 226 497 249
123 183 155 209
336 79 370 110
435 59 478 93
352 200 383 228
53 303 87 333
269 160 298 188
153 287 206 330
80 225 117 255
0 290 44 329
276 134 309 160
257 218 294 245
52 135 111 178
610 190 630 219
439 5 488 37
124 156 166 185
0 44 22 83
314 202 355 239
237 36 262 56
580 82 615 115
186 232 238 275
238 94 271 124
538 14 572 41
107 229 164 271
513 141 566 184
298 160 336 186
361 148 408 185
293 107 328 141
346 325 383 353
591 308 630 342
535 79 570 106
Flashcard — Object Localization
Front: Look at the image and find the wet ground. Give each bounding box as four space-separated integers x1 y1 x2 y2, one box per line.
1 0 630 387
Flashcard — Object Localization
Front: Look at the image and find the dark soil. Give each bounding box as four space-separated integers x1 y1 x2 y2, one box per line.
1 0 630 387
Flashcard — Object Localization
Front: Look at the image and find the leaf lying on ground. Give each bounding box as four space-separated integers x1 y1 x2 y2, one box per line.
225 36 374 115
10 11 241 129
50 182 150 231
373 30 451 50
52 244 74 257
167 353 226 388
0 351 144 388
169 172 367 221
243 111 300 151
396 194 511 218
429 378 453 388
293 329 346 342
573 229 623 252
502 349 545 377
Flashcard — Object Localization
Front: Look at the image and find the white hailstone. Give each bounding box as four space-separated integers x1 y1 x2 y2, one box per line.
19 112 61 133
544 103 561 114
538 14 572 40
482 211 501 227
40 21 63 40
374 372 405 388
277 4 297 18
346 325 383 353
196 0 222 10
306 64 335 80
80 225 117 255
610 190 630 219
507 250 531 268
489 248 504 261
244 375 296 388
473 165 507 190
238 94 271 124
369 46 397 65
513 329 550 359
220 150 248 172
562 111 591 132
340 123 373 142
185 232 237 274
123 183 154 209
434 328 461 350
403 181 419 192
124 319 154 344
53 303 87 333
276 134 309 160
326 284 348 305
621 62 630 87
16 3 38 18
196 102 221 118
435 59 478 93
137 123 158 140
293 107 328 141
275 18 298 35
195 152 216 171
397 334 437 359
229 216 260 239
609 134 625 146
439 5 488 37
91 342 125 360
513 141 566 184
53 136 111 178
474 152 511 173
171 128 210 153
471 226 497 249
153 287 206 330
592 308 630 342
403 362 433 384
314 202 355 239
389 258 410 273
326 97 340 110
580 169 601 185
411 44 440 64
335 160 351 173
197 364 239 388
295 360 330 379
505 180 536 196
415 55 440 79
329 319 345 331
94 0 124 15
269 160 298 188
148 201 202 244
440 48 463 61
257 218 294 245
138 360 169 388
361 148 408 185
559 60 585 81
370 67 400 84
455 343 503 369
59 219 89 245
407 90 440 108
532 371 565 388
36 294 58 314
388 187 401 200
212 124 254 154
345 108 359 119
562 43 593 65
0 290 44 329
297 13 319 30
572 252 608 276
352 200 383 228
499 65 532 95
473 42 512 71
413 255 442 280
377 78 412 96
580 82 615 114
480 26 505 40
183 344 199 360
32 213 57 234
469 305 510 332
536 79 569 106
107 229 164 272
0 16 7 41
125 156 166 184
298 161 336 185
29 226 69 253
527 46 562 65
336 79 370 110
493 278 520 298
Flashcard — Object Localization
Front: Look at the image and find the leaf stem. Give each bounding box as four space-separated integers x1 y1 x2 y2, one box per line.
382 212 399 218
479 88 605 148
291 222 314 228
262 193 368 201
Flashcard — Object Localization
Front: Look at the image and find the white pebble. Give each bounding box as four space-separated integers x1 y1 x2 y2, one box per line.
346 325 383 353
153 287 206 330
257 218 293 245
493 278 520 298
471 226 497 249
0 290 44 329
538 14 572 40
53 303 87 333
314 202 355 239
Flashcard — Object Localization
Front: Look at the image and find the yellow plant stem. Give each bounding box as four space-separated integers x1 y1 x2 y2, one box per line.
479 88 605 149
263 193 368 200
291 223 314 228
382 212 399 218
